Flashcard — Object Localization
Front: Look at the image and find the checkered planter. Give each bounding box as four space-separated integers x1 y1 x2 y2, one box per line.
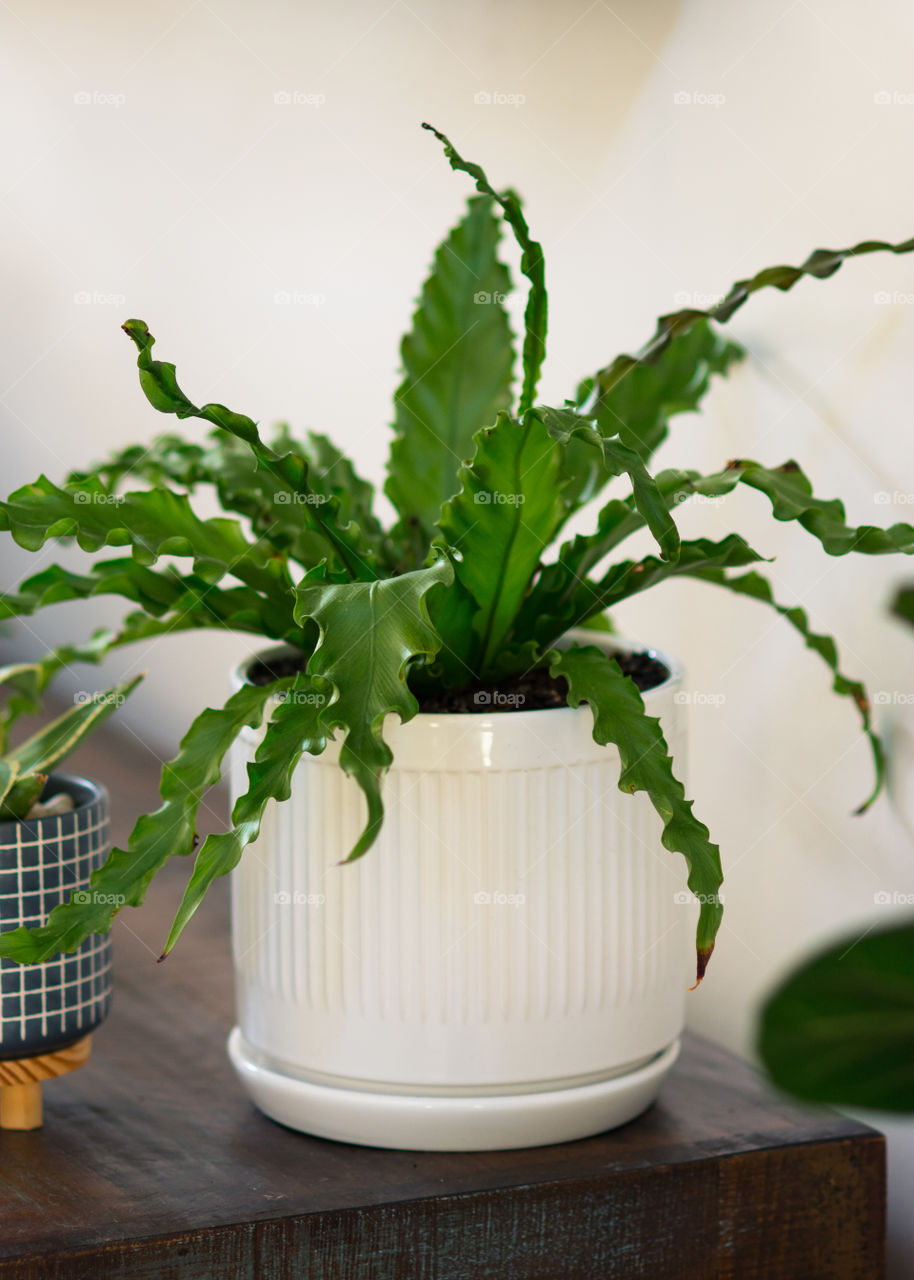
0 774 112 1060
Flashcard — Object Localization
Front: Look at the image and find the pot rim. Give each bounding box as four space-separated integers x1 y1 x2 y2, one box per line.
0 772 107 838
233 630 683 723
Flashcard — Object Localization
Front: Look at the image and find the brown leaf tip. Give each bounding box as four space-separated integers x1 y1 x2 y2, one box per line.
689 944 714 990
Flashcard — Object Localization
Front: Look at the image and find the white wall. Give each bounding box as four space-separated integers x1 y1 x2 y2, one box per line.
2 0 914 1267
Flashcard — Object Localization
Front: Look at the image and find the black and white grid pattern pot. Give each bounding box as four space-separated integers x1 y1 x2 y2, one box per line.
0 774 112 1060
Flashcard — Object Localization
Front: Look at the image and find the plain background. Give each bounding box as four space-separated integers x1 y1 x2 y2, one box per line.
1 0 913 1268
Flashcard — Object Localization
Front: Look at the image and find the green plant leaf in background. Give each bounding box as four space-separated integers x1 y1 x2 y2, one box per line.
892 584 914 627
4 676 141 779
0 760 20 812
0 641 126 748
0 662 45 752
0 674 143 820
2 774 43 823
295 555 453 860
758 920 914 1111
385 194 514 556
548 643 723 982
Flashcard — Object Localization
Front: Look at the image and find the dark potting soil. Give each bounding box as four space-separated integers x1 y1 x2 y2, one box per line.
249 654 313 686
247 648 670 714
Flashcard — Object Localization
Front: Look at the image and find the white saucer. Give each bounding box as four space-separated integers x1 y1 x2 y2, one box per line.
228 1029 681 1152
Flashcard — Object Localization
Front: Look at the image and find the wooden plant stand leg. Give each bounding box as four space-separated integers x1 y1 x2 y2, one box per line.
0 1036 91 1130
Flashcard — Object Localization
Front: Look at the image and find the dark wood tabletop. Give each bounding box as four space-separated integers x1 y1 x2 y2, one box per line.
0 721 885 1279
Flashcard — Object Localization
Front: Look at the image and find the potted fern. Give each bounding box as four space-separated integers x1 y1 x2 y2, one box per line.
0 665 139 1061
0 124 912 1149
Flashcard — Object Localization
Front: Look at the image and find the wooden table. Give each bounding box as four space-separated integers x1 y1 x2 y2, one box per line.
0 724 885 1279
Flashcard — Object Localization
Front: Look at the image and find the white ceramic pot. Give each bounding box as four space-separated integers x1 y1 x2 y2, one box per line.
228 636 691 1151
